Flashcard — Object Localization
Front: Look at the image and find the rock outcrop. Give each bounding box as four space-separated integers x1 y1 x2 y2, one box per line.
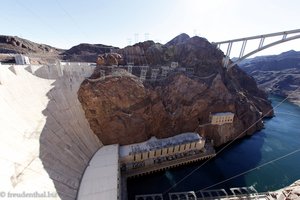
96 53 124 66
78 34 273 146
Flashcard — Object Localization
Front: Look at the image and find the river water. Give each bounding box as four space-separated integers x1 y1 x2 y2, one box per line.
127 96 300 199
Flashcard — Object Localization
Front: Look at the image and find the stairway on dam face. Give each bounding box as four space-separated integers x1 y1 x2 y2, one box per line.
0 63 102 200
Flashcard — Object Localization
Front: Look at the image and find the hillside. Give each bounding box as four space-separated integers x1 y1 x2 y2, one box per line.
240 50 300 105
63 43 119 62
0 34 274 146
0 35 63 64
0 35 118 64
0 35 63 54
78 34 273 146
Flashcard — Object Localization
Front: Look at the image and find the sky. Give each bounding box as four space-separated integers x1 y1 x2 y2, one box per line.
1 0 300 57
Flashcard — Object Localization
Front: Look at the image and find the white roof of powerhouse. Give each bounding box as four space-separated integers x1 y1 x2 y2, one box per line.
77 144 119 200
211 112 234 116
119 132 201 158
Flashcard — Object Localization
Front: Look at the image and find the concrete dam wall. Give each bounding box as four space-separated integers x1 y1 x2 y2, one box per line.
0 63 102 200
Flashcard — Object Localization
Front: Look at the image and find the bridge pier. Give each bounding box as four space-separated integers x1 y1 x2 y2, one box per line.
239 40 247 58
258 37 265 48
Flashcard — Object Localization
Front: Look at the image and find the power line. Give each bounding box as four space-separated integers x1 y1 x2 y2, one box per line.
54 0 90 39
13 0 82 49
14 0 57 34
162 88 300 195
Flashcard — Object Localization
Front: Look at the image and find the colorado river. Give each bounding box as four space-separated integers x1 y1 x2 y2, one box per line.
127 96 300 199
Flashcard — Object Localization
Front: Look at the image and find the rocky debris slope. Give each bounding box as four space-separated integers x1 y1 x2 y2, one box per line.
240 50 300 105
78 34 273 146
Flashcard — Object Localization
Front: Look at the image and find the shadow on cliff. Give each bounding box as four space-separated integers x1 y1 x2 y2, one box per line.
127 129 267 199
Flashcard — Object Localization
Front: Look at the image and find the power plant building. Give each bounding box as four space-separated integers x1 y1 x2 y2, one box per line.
119 132 205 171
210 112 234 125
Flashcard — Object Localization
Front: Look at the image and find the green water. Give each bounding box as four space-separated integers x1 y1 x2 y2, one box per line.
127 96 300 199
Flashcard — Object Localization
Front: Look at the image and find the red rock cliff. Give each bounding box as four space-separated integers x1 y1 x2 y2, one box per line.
78 34 273 146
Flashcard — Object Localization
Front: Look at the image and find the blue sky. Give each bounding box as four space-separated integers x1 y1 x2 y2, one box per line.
1 0 300 57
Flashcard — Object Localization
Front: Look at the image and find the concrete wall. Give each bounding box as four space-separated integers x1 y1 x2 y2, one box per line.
0 63 102 200
15 54 30 65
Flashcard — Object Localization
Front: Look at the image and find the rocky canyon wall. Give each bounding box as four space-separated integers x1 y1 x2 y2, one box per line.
78 35 273 146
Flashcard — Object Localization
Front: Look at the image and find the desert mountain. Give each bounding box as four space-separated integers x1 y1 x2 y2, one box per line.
78 34 273 146
0 35 62 54
0 35 63 63
0 35 118 64
63 43 119 62
240 50 300 105
0 34 274 146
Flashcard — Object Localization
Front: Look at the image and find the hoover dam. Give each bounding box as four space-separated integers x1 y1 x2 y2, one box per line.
0 61 297 200
0 62 105 199
1 0 300 196
0 60 219 199
1 33 299 200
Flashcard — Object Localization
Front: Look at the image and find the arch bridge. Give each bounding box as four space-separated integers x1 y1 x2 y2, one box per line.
213 29 300 68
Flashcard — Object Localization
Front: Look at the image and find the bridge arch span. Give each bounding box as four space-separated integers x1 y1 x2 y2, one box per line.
214 29 300 68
